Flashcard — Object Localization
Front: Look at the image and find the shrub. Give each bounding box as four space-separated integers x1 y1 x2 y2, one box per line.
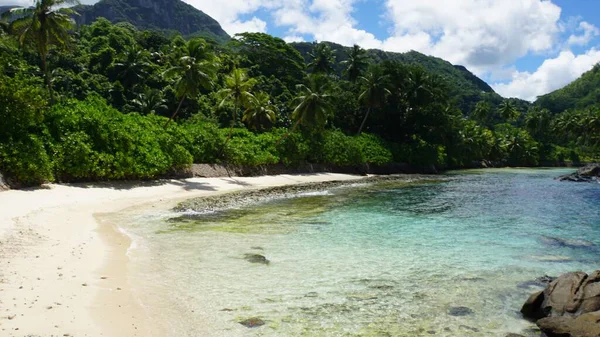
355 133 393 165
322 130 364 166
0 135 54 186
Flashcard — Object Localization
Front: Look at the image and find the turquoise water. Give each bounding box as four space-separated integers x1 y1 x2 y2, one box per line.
119 169 600 336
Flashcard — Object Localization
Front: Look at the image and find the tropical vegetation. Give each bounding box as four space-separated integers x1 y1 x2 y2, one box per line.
0 6 598 186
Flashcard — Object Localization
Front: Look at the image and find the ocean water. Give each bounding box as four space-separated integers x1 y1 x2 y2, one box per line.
115 169 600 336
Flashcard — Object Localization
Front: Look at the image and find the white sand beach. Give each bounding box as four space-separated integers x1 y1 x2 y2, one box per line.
0 173 364 337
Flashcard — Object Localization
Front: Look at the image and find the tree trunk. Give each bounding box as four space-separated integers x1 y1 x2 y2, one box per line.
164 94 185 128
41 53 54 103
218 101 239 158
357 106 371 135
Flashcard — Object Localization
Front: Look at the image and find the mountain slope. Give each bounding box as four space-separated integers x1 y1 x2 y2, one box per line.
74 0 229 42
291 41 502 114
535 63 600 113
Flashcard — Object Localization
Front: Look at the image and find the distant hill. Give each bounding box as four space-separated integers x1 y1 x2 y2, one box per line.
291 41 501 114
74 0 229 42
535 63 600 113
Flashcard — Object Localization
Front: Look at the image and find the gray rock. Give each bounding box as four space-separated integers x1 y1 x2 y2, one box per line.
537 312 600 337
244 254 270 265
0 172 8 191
239 317 265 328
448 306 474 316
521 270 600 336
558 164 600 183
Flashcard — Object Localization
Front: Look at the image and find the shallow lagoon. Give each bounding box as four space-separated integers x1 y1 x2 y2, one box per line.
117 169 600 336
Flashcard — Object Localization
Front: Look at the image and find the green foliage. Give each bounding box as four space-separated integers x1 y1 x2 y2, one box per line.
536 63 600 113
47 96 192 180
322 130 364 166
0 135 54 186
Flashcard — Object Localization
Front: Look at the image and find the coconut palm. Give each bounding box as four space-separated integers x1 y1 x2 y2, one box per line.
341 44 369 82
4 0 80 100
217 67 257 140
499 100 520 122
290 75 333 131
243 92 277 131
307 42 335 75
472 101 491 124
131 88 167 115
112 45 151 88
162 38 217 127
357 69 391 134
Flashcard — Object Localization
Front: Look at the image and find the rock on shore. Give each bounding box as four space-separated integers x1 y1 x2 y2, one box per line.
558 164 600 183
521 270 600 337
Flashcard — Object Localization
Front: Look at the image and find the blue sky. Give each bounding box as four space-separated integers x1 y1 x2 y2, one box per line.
3 0 599 100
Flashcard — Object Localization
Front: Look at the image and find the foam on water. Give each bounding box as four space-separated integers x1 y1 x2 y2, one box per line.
117 168 600 336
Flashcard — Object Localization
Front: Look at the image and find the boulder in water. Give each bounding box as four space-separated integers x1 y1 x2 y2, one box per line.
244 253 270 265
521 270 600 336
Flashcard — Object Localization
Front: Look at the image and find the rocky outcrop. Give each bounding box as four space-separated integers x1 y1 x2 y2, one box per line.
0 171 8 191
558 164 600 183
521 270 600 336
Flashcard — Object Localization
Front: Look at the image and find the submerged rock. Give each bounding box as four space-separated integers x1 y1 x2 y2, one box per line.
244 253 270 265
239 317 265 328
518 275 557 289
448 306 474 316
521 270 600 336
540 236 596 249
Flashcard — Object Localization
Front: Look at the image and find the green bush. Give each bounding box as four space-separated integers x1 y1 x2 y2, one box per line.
392 136 447 168
355 133 393 165
0 135 54 186
221 128 279 166
322 130 364 166
47 96 192 180
181 121 224 163
276 129 311 166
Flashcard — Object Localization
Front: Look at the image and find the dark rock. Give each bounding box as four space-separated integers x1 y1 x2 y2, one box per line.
537 312 600 337
521 290 546 320
558 164 600 183
518 275 558 290
239 317 265 328
505 334 526 337
448 306 474 316
243 254 270 265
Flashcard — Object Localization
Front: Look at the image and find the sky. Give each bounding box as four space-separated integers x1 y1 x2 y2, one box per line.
3 0 600 101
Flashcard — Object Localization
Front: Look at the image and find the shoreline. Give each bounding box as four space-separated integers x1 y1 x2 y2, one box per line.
0 173 367 336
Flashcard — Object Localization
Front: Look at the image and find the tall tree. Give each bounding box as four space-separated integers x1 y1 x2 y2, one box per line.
307 42 336 75
4 0 80 101
290 75 333 131
243 92 277 131
111 45 151 88
499 100 520 122
162 38 217 127
130 88 167 115
217 67 257 140
341 44 369 82
357 69 391 134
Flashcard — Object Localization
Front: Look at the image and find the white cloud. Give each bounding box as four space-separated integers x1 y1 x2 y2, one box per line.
567 21 600 46
183 0 274 35
492 49 600 101
382 0 562 74
283 34 305 43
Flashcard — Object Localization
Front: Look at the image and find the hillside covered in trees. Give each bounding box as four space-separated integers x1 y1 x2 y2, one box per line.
0 0 598 187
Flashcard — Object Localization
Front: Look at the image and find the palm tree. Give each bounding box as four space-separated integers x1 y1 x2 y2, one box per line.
112 45 151 88
217 67 257 140
499 100 520 122
243 92 277 131
473 101 491 124
307 42 335 75
4 0 80 100
341 44 369 82
404 67 433 107
290 75 333 131
131 88 167 115
357 69 391 134
162 38 217 127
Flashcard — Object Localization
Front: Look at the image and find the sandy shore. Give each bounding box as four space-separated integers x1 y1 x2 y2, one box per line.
0 173 365 337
